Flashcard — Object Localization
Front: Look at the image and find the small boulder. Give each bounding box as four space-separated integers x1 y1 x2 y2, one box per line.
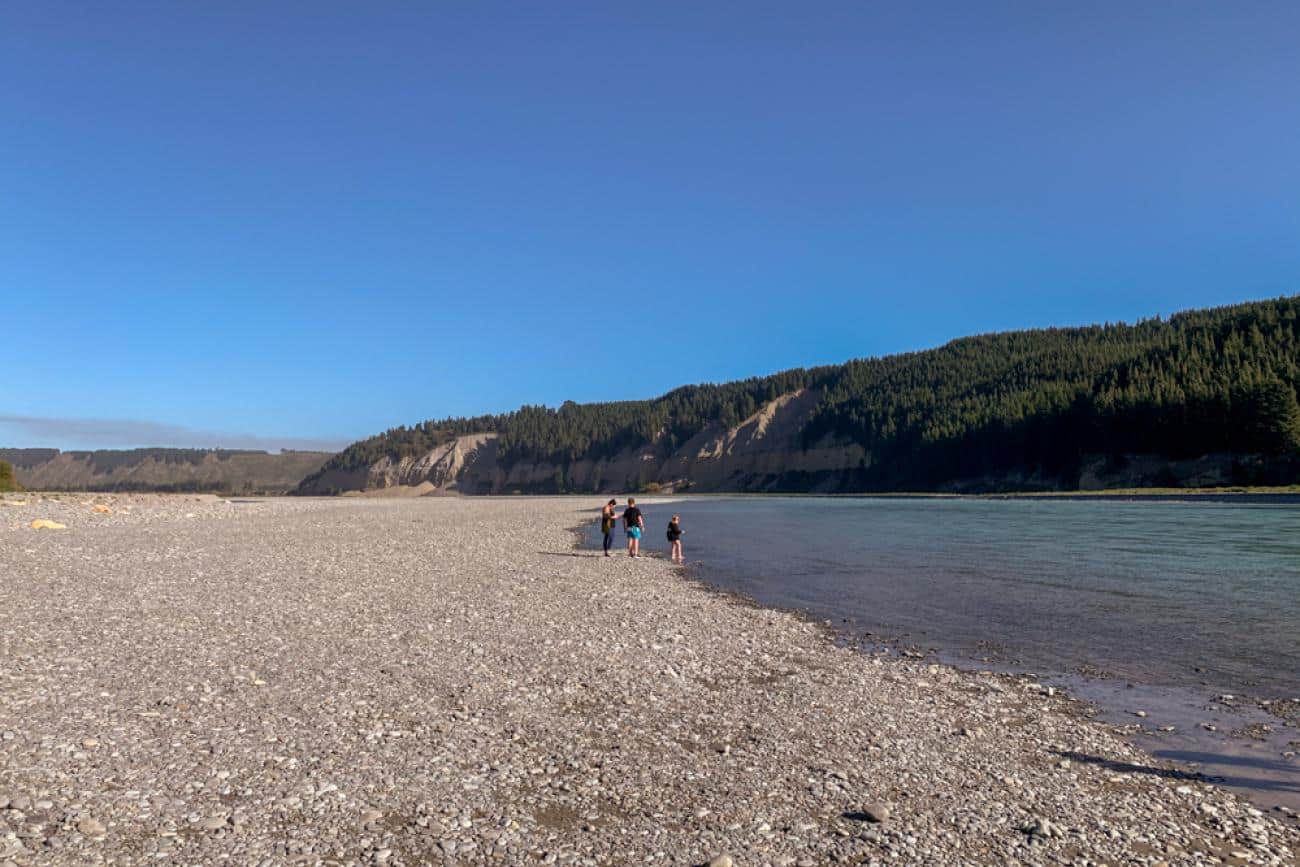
861 803 890 823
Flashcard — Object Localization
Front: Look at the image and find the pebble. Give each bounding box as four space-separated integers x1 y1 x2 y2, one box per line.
708 856 734 867
77 817 106 837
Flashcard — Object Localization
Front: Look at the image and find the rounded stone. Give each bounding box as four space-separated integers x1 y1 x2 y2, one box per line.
861 803 890 823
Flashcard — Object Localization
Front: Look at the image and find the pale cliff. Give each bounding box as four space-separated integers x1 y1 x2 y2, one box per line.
298 390 871 495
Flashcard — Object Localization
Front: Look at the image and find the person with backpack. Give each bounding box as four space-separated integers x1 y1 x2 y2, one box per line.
622 497 645 558
667 514 685 564
600 499 618 557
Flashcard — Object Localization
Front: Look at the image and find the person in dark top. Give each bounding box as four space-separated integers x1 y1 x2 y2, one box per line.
622 497 644 558
667 514 685 563
600 499 618 557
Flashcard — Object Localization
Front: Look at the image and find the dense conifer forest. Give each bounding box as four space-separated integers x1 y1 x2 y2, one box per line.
309 297 1300 491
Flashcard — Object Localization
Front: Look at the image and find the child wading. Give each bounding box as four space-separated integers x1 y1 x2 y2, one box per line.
600 499 618 557
667 514 685 563
622 497 644 558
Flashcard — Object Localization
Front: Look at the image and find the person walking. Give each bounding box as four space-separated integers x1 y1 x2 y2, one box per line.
622 497 645 558
600 499 618 557
667 514 685 563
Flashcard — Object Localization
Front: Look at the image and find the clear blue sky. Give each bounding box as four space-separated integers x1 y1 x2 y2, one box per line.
3 2 1298 451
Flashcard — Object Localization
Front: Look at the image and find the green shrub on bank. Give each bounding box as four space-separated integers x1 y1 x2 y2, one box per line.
0 460 22 492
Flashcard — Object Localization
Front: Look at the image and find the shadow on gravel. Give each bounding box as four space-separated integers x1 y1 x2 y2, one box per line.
841 811 884 823
537 551 667 559
1053 749 1210 782
1056 748 1300 799
1151 750 1300 798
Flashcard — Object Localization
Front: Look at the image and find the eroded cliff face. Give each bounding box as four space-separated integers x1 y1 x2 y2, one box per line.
299 390 873 495
294 386 1291 496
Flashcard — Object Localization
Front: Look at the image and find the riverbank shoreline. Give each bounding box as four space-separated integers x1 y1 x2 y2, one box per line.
631 489 1300 504
1 495 1295 864
576 501 1300 819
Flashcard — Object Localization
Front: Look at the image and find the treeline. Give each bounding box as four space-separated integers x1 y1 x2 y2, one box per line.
321 415 503 468
308 296 1300 491
307 368 825 482
800 299 1300 486
498 365 817 464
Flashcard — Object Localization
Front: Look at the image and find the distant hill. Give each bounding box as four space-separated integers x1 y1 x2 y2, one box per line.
299 296 1300 495
2 448 332 494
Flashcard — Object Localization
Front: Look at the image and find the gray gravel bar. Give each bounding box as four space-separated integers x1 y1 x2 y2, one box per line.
1 494 1296 865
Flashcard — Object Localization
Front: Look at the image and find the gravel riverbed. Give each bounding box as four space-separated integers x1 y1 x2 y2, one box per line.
1 494 1296 866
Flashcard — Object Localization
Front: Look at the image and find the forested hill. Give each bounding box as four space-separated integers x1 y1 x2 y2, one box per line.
1 448 332 494
299 297 1300 495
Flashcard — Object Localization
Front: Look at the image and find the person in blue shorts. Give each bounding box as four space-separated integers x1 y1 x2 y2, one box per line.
622 497 645 558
